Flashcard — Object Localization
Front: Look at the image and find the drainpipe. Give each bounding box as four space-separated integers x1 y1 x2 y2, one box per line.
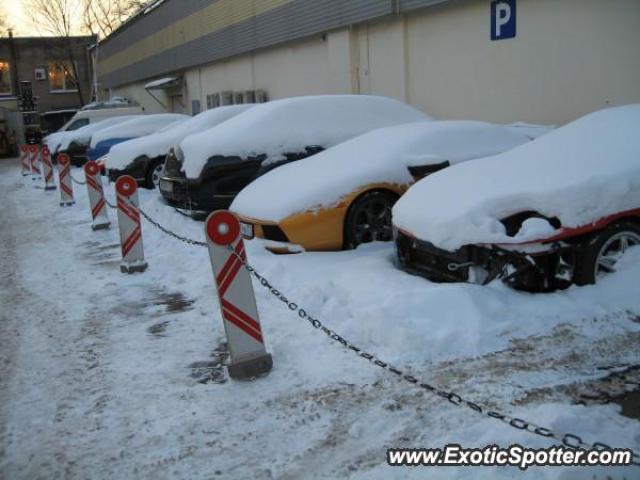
8 30 20 97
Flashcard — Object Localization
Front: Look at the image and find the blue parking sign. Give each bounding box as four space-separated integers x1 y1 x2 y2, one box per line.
491 0 516 41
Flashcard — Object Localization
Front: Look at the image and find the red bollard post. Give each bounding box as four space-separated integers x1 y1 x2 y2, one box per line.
205 210 273 380
20 145 31 176
58 154 75 207
84 160 110 230
41 146 57 191
29 145 41 180
115 175 147 273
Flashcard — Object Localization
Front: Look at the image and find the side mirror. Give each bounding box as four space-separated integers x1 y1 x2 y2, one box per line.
407 160 450 181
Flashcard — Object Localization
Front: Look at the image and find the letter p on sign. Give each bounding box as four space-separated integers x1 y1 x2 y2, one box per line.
491 0 516 41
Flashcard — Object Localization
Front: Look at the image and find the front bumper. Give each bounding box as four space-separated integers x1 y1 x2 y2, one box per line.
395 230 485 282
394 229 573 291
159 175 235 212
238 218 304 253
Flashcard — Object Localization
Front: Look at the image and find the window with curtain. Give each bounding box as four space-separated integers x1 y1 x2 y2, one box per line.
48 61 78 92
0 61 11 95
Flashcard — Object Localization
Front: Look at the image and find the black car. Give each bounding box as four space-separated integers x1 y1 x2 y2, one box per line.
159 95 431 213
160 147 322 212
107 154 166 189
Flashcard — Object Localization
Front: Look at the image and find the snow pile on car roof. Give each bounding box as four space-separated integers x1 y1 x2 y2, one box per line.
58 115 144 151
106 105 253 171
179 95 432 179
393 104 640 251
90 114 188 148
43 131 67 154
231 121 531 221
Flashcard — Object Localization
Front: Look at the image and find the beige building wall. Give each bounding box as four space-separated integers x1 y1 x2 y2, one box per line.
404 0 640 124
110 0 640 126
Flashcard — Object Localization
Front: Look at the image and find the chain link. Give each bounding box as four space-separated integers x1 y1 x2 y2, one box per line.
132 203 639 465
137 203 208 247
105 196 117 209
70 173 86 186
223 241 640 466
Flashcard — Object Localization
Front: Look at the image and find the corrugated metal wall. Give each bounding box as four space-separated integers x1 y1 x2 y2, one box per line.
99 0 453 88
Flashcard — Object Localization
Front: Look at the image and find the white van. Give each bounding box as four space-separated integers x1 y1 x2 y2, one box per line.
44 103 145 155
60 105 145 132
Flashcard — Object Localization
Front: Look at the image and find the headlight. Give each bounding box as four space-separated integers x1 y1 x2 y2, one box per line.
175 147 185 163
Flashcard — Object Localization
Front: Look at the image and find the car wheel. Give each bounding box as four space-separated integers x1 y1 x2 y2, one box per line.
573 221 640 285
344 191 397 249
146 161 164 189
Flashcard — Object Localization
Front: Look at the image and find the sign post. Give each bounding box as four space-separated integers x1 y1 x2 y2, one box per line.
84 160 110 230
19 145 31 176
58 153 75 206
41 146 57 191
205 210 273 380
29 145 41 180
115 175 148 274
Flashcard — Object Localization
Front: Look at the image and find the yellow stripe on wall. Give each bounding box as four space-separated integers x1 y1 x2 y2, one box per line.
99 0 295 77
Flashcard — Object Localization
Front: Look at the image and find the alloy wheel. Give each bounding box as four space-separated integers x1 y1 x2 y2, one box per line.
594 231 640 278
352 197 393 245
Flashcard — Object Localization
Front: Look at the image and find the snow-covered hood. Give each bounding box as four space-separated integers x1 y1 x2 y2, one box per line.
393 104 640 251
90 114 187 149
106 105 253 171
231 121 531 222
58 115 144 151
179 95 432 179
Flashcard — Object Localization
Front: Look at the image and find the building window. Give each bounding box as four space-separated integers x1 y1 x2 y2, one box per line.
0 61 11 95
48 61 78 92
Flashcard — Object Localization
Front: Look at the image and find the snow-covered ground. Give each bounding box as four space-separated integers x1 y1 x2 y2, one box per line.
1 159 639 479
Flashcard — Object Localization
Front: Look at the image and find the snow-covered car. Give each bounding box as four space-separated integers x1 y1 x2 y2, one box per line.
231 121 538 252
87 114 187 163
159 95 431 213
42 103 144 155
105 105 253 189
393 104 640 292
56 115 144 166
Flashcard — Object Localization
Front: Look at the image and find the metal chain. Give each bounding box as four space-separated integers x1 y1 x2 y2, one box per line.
105 196 117 209
137 204 208 247
132 203 639 465
223 243 640 466
173 207 195 218
70 173 86 186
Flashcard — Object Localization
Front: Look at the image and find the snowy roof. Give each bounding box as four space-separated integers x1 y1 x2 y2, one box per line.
80 98 139 111
393 104 640 251
90 114 188 148
179 95 432 179
231 121 532 222
106 105 254 170
145 77 178 90
42 109 78 116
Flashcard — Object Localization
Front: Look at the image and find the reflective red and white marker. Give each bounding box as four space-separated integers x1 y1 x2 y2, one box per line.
205 210 273 380
41 146 57 191
19 145 31 176
57 154 75 207
116 175 147 273
84 160 110 230
29 145 41 180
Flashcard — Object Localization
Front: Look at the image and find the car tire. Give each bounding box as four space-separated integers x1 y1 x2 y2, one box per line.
145 160 164 189
344 190 398 250
572 221 640 286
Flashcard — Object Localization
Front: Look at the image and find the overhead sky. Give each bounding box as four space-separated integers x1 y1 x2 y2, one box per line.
2 0 32 36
